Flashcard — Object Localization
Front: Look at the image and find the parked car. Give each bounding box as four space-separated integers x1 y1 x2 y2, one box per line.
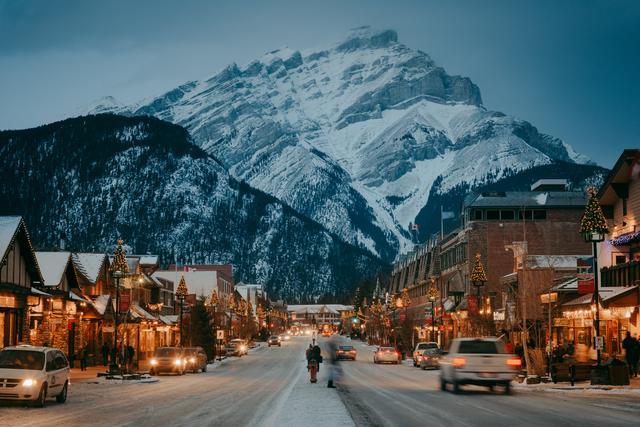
149 347 186 375
268 336 281 347
373 347 400 364
418 348 442 370
183 347 208 373
335 345 357 360
225 339 248 356
0 345 70 407
439 338 521 394
412 342 439 366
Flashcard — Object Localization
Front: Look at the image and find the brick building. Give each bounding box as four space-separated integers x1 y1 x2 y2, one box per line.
389 180 592 346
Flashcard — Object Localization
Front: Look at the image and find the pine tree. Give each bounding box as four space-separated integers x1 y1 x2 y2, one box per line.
353 287 362 312
580 187 609 236
190 298 215 360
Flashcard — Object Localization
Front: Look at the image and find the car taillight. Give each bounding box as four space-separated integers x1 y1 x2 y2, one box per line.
507 358 522 367
452 357 466 368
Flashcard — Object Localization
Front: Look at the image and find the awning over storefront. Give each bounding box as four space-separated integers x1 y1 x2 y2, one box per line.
447 271 465 294
562 286 639 308
30 287 51 296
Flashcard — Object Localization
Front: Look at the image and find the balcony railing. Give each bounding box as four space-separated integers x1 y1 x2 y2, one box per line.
601 261 640 287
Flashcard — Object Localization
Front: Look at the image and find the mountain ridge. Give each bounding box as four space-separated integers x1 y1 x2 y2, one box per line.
0 113 386 301
87 26 595 259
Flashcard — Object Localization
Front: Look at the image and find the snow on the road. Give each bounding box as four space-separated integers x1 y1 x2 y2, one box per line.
256 344 354 427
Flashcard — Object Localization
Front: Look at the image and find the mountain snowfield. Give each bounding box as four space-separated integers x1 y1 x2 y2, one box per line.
91 26 591 259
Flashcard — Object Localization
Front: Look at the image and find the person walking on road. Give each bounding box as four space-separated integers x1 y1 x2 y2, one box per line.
306 343 323 383
622 331 637 377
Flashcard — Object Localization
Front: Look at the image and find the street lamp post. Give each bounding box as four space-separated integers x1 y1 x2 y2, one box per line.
470 253 488 336
580 187 609 368
427 278 439 343
110 239 129 374
176 275 188 347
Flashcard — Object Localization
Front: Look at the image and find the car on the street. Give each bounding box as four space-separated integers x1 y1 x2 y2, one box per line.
412 342 439 366
418 348 442 370
268 336 281 347
0 345 69 407
225 339 248 356
439 337 521 394
335 345 357 360
373 346 400 364
183 347 208 373
149 347 186 375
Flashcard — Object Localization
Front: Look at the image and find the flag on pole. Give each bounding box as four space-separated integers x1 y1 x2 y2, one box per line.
441 210 455 220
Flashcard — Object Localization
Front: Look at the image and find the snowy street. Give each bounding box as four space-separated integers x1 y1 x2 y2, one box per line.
1 336 640 426
0 338 351 427
328 336 640 427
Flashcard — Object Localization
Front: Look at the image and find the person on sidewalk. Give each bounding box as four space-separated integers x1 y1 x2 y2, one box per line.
79 345 88 371
101 343 110 367
622 331 637 377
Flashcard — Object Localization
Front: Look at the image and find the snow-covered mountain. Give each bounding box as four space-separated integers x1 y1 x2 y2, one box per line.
91 26 592 258
0 114 385 300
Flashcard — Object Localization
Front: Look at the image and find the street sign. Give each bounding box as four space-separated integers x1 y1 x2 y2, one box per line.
217 330 224 340
119 293 130 312
594 336 604 350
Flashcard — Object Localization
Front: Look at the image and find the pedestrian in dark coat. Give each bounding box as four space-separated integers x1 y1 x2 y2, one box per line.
101 343 110 367
622 331 637 376
79 345 88 371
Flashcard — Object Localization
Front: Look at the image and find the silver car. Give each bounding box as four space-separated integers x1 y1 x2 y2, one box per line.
419 348 442 370
0 345 70 407
373 347 400 364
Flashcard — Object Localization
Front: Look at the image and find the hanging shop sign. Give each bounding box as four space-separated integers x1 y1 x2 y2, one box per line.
0 295 17 308
578 279 594 294
119 293 130 312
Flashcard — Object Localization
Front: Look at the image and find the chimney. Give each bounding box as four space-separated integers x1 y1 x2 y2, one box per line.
59 232 66 250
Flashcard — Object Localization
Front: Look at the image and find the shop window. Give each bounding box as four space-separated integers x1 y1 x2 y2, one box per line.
519 210 533 220
486 210 499 220
472 209 483 220
500 210 515 220
533 210 547 220
615 255 627 265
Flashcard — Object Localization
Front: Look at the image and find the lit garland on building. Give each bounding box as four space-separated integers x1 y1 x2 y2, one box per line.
609 231 640 246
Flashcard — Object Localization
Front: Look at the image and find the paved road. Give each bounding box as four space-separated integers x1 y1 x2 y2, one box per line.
329 336 640 427
0 339 312 427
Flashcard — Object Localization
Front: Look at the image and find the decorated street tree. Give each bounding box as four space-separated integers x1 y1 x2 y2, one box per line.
470 253 488 284
580 187 609 238
111 239 129 275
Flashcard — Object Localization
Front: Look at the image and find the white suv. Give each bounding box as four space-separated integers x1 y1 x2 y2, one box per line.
0 345 70 407
439 338 521 394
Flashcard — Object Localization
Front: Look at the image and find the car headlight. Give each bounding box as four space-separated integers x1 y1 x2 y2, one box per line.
174 359 182 365
22 379 37 387
240 346 247 351
189 357 196 363
150 359 158 366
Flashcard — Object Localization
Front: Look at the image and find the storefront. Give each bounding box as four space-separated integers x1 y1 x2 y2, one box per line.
559 286 639 361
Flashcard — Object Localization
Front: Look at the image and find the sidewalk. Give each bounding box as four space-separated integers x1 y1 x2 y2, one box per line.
513 375 640 395
70 366 110 383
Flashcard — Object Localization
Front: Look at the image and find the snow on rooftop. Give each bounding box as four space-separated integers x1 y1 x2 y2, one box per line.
35 251 71 287
0 216 21 261
92 294 110 315
73 253 107 283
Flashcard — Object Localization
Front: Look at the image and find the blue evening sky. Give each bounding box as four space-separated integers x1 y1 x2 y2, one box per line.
0 0 638 166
